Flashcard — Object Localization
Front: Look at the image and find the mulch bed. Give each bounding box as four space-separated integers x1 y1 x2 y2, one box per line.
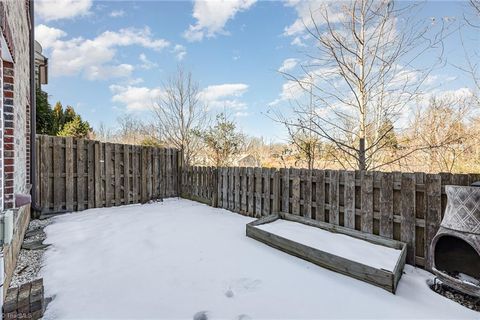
429 281 480 312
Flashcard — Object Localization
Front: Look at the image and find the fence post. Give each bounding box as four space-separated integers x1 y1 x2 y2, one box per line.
401 173 416 265
272 168 280 214
211 167 219 207
177 149 183 198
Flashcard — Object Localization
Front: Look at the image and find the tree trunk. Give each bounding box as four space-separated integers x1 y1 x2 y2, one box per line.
359 138 366 170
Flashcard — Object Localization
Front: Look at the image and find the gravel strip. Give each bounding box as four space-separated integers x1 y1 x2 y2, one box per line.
9 217 55 289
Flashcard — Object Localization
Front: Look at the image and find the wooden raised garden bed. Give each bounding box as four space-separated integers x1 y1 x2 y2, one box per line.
246 212 407 293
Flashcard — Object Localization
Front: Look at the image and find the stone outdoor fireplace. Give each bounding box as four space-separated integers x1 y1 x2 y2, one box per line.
430 185 480 297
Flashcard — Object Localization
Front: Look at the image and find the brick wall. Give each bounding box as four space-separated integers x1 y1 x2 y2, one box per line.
0 0 32 293
3 0 31 199
3 60 14 209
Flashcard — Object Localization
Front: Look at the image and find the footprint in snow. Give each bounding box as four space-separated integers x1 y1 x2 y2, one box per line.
225 288 234 298
236 314 252 320
193 311 209 320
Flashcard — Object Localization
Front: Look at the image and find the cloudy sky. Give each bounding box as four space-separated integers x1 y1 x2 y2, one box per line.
35 0 479 141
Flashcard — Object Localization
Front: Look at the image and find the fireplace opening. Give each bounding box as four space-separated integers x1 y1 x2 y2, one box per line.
434 235 480 284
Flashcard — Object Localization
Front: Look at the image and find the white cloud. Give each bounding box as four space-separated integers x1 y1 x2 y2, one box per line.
269 66 338 106
125 78 145 86
85 64 134 80
234 111 250 117
269 80 305 106
183 0 256 42
139 53 158 70
291 36 306 47
110 85 163 111
36 0 92 21
284 1 343 36
110 82 250 112
422 87 474 105
200 83 248 101
173 45 187 61
200 83 249 110
110 10 125 18
35 24 66 48
278 58 299 73
35 25 170 80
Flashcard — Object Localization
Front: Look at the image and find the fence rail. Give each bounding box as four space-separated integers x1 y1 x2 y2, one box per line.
35 135 181 214
181 166 480 270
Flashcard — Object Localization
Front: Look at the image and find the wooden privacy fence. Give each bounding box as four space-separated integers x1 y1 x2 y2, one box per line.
181 166 480 270
35 135 181 214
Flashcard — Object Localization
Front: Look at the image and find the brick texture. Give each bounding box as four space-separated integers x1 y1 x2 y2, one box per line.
1 0 31 207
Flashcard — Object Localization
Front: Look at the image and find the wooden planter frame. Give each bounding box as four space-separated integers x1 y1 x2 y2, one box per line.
246 212 407 293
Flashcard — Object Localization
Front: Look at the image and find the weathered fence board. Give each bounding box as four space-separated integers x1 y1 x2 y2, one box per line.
180 165 478 269
379 172 394 239
36 135 480 271
35 135 180 214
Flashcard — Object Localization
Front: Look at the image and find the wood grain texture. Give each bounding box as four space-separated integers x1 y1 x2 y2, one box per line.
329 170 339 225
425 174 441 271
315 170 325 222
282 168 290 213
361 171 374 233
36 135 179 213
291 169 300 215
344 171 355 229
379 172 394 238
255 167 262 217
247 213 406 293
401 173 416 265
87 140 95 208
53 137 63 212
65 137 73 211
303 169 312 219
248 167 254 216
76 139 85 211
94 141 101 207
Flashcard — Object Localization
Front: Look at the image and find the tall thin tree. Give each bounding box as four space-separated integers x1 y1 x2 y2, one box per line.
152 67 208 166
273 0 448 170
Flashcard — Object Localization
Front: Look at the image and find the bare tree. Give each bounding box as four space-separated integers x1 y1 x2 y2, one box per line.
285 81 322 170
404 94 473 173
460 0 480 107
152 67 208 166
272 0 448 170
115 115 147 144
93 122 113 142
467 0 480 26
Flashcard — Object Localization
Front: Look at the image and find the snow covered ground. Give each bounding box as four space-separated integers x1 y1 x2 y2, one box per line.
41 199 478 319
257 219 401 271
